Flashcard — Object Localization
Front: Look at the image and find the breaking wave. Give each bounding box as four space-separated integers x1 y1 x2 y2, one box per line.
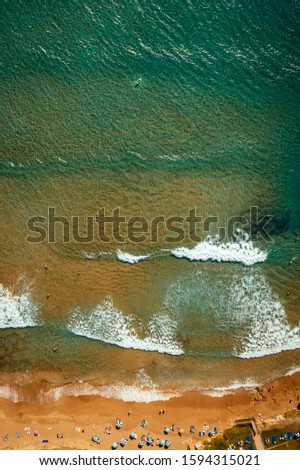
232 273 300 358
116 250 151 264
0 284 39 329
67 298 183 356
171 238 267 266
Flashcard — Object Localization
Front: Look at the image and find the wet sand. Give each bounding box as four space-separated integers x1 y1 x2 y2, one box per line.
0 371 299 450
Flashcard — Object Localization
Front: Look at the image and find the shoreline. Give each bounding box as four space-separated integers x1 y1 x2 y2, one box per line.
0 371 299 450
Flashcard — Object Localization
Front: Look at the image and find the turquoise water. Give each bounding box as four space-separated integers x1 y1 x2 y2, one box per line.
0 0 299 401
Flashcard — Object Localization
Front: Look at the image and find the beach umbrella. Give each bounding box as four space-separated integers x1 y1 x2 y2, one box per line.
111 442 118 450
159 439 165 447
164 427 170 435
165 440 171 448
92 435 99 442
130 432 137 440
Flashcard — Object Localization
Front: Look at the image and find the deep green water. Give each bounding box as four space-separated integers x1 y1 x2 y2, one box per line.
0 0 299 401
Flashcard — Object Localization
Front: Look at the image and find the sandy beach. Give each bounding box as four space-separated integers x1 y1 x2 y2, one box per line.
0 371 299 450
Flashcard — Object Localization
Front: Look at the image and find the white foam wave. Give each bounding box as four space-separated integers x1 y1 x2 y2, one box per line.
116 250 150 264
97 383 179 402
98 369 180 402
200 380 260 397
7 382 179 405
0 385 20 403
231 273 300 358
171 239 267 266
0 284 39 329
67 298 183 356
284 366 300 377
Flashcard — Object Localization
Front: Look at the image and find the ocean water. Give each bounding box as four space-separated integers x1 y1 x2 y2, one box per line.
1 0 300 402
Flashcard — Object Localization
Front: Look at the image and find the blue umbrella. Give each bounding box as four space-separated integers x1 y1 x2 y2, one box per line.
165 440 171 448
92 435 99 442
130 432 137 440
159 439 165 447
111 442 118 450
164 427 170 435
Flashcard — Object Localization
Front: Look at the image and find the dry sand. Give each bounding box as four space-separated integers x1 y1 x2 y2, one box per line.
0 372 299 450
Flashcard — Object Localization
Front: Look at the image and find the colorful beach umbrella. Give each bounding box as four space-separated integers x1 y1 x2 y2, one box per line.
159 439 165 447
164 427 170 434
111 442 118 449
